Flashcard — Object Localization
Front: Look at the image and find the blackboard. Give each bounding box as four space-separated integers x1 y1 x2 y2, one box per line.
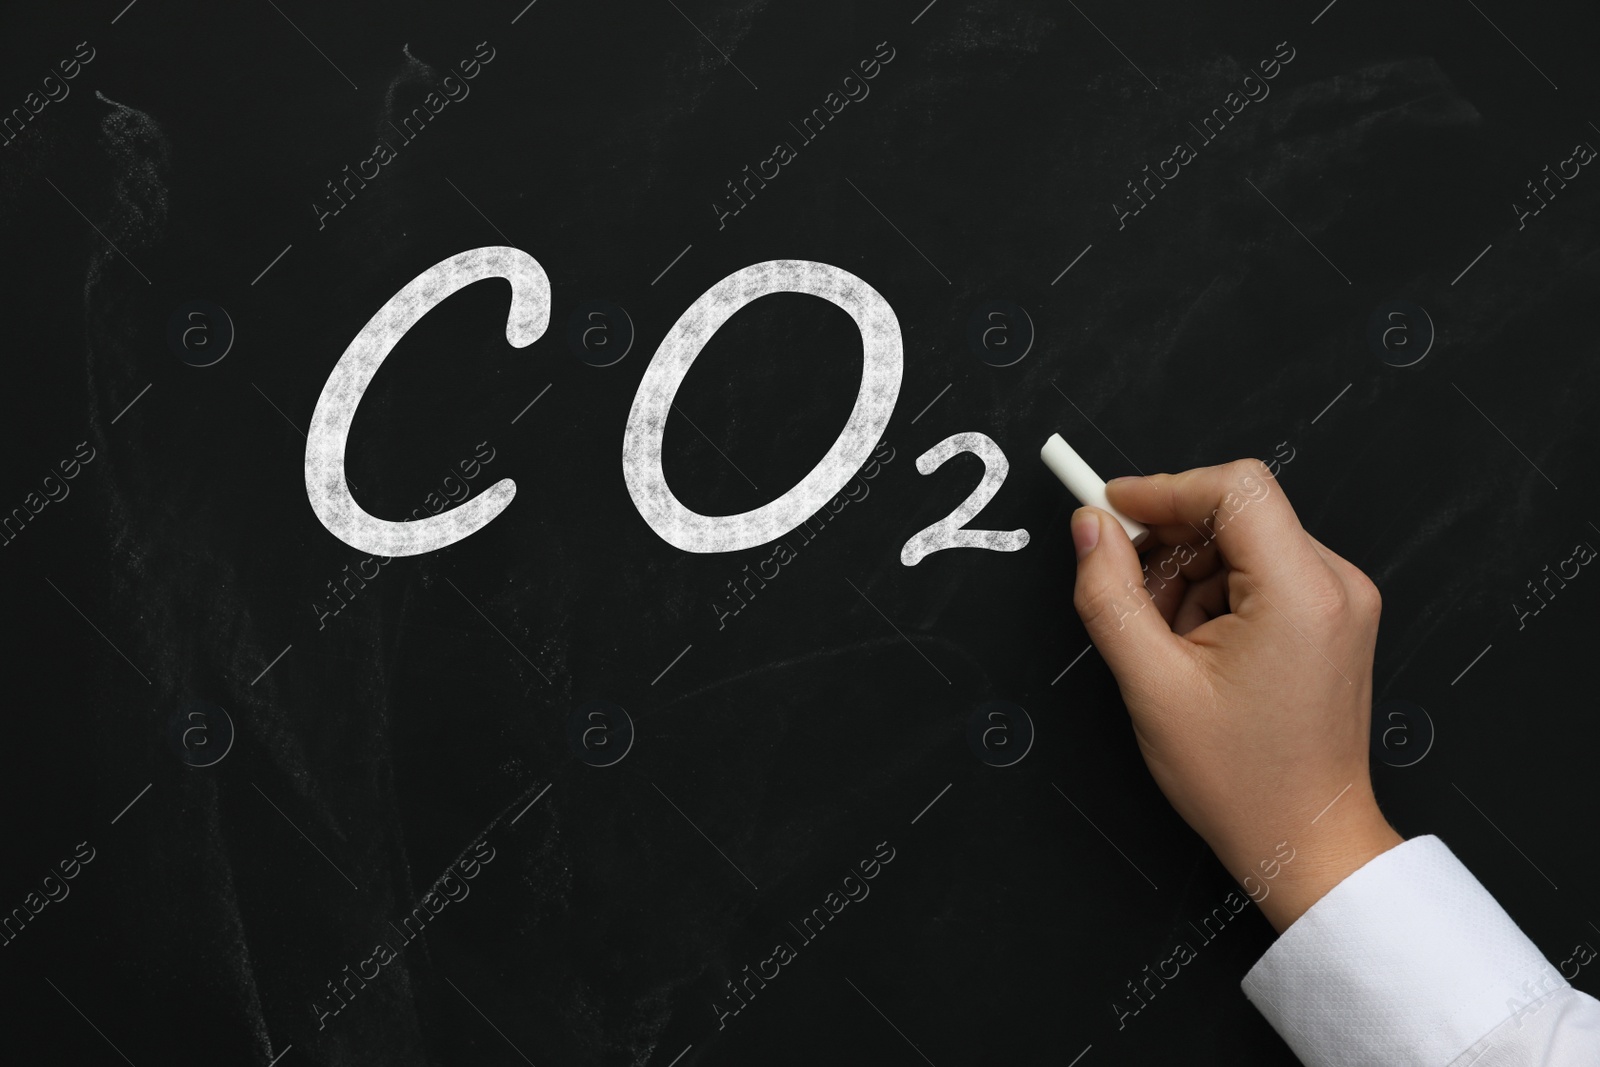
3 0 1598 1064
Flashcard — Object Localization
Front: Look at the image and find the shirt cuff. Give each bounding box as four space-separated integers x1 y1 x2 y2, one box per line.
1241 834 1566 1067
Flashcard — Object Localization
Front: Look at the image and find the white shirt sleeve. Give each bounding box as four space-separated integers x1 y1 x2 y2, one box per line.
1239 834 1600 1066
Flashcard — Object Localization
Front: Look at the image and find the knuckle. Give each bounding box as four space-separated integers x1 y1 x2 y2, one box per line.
1226 458 1279 510
1073 581 1110 629
1352 574 1383 616
1075 577 1139 634
1302 573 1349 621
1231 457 1274 482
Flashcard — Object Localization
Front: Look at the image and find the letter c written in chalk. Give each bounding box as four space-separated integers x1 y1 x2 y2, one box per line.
304 246 550 557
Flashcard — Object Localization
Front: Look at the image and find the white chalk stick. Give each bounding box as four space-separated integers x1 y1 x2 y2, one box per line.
1039 433 1150 550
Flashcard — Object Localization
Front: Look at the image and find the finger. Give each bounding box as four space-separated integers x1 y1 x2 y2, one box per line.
1173 568 1229 636
1146 568 1188 629
1141 534 1223 585
1071 506 1190 685
1139 541 1218 629
1104 460 1322 600
1136 504 1232 551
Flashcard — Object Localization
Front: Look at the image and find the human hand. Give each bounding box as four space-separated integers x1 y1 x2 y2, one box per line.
1069 459 1403 933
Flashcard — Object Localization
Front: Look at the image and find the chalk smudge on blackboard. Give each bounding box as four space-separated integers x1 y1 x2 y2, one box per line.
90 91 167 264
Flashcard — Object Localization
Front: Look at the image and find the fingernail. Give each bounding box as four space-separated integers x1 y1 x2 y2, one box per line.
1071 509 1099 559
1106 476 1137 487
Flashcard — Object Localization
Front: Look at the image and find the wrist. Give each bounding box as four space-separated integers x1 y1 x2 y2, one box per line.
1217 796 1403 934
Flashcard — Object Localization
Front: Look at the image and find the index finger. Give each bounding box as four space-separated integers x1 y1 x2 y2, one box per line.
1104 459 1321 598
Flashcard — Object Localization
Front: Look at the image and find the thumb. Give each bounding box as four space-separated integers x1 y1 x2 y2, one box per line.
1070 507 1186 683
